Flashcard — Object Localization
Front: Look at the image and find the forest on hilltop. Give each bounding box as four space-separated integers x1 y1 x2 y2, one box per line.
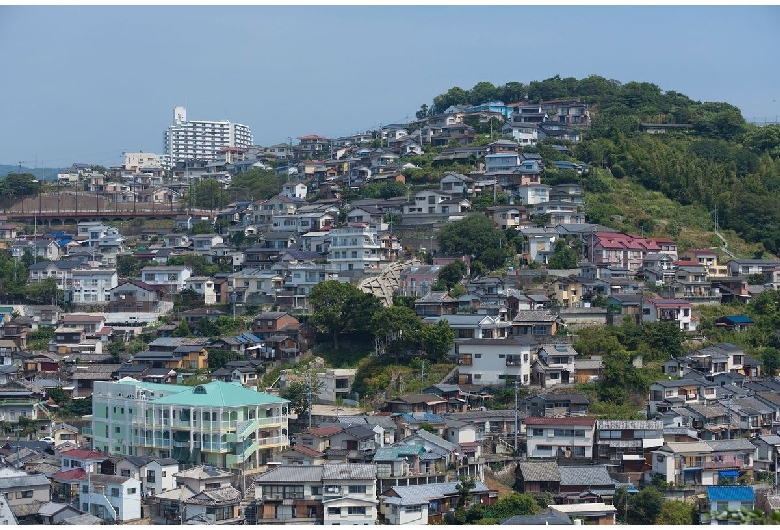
420 75 780 255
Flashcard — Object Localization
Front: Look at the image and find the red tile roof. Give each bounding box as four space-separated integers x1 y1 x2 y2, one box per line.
524 416 596 426
304 425 343 437
288 445 325 457
60 449 106 460
51 468 87 482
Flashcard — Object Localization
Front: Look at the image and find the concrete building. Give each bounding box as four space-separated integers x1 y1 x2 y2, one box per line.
89 378 289 470
328 225 381 271
164 106 253 166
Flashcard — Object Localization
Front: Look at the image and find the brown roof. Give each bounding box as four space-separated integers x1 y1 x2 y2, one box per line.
304 425 343 437
524 416 596 426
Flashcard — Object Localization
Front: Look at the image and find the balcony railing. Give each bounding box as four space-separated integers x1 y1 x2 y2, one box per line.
506 360 522 366
703 460 749 470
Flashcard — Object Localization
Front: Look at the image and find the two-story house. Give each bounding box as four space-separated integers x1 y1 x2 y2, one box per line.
71 268 118 304
642 298 696 331
107 280 167 312
532 343 579 388
455 337 537 386
140 265 192 294
651 439 757 486
595 419 664 473
524 416 596 460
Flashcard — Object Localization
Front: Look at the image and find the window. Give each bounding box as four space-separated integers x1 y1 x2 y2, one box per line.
348 485 367 494
128 488 137 494
311 486 322 496
348 507 366 515
111 487 120 497
328 507 341 515
21 490 33 498
147 471 156 483
121 469 131 477
532 428 544 437
115 427 121 433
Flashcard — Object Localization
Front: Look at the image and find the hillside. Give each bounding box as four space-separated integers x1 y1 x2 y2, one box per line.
422 76 780 257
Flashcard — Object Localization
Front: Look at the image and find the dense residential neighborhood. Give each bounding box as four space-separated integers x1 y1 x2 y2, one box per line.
1 83 780 526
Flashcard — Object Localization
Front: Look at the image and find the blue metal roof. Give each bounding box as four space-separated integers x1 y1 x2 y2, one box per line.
707 486 755 502
721 315 754 324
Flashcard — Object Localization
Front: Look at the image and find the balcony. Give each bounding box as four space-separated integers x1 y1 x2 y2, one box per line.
703 460 749 470
82 427 93 436
457 357 472 366
506 360 523 366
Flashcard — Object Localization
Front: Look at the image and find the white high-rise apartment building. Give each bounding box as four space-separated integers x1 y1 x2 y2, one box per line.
163 106 253 166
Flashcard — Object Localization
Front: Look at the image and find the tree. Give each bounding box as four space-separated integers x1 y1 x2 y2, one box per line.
438 215 506 262
547 239 578 269
437 260 466 291
656 499 696 525
117 255 143 278
0 172 41 202
484 493 539 520
760 347 780 377
455 474 476 508
280 379 323 418
309 281 381 349
419 320 455 362
208 349 243 371
22 277 57 304
190 220 214 235
372 306 422 358
175 288 206 312
173 318 191 337
627 486 663 525
641 321 685 361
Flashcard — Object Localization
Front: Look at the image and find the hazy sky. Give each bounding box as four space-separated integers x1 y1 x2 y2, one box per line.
1 5 778 168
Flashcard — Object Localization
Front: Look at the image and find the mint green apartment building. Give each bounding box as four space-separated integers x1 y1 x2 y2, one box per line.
87 377 289 470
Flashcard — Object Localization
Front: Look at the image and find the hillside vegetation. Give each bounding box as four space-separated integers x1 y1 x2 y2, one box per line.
422 76 780 257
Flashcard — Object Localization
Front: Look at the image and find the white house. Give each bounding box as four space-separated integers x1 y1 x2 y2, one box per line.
642 298 696 331
71 268 118 304
183 276 217 305
115 456 179 496
191 234 224 253
516 183 550 205
281 182 308 200
524 416 596 460
77 474 142 523
140 265 192 293
322 463 378 525
455 337 537 386
484 153 521 173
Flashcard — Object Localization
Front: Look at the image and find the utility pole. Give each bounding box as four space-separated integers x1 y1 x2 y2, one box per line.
307 371 312 429
727 394 732 440
514 380 519 455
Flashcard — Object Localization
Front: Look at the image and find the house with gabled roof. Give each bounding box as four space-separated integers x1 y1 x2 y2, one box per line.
702 485 756 524
515 461 561 494
651 439 757 486
379 480 496 525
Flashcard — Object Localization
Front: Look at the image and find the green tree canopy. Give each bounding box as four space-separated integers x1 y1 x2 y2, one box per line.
419 320 455 362
437 260 467 291
309 281 382 349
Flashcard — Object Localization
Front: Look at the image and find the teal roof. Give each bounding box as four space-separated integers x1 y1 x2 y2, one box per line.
151 380 288 407
374 445 426 461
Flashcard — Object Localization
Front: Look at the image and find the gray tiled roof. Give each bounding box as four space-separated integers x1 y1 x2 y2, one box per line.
706 439 756 452
0 473 50 489
517 461 560 482
254 465 323 484
186 486 241 506
322 463 377 481
383 480 490 506
558 465 613 487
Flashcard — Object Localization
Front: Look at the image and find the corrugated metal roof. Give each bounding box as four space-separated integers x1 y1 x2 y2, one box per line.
707 485 755 502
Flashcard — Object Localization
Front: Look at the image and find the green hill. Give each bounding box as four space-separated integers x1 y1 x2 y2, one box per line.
421 76 780 258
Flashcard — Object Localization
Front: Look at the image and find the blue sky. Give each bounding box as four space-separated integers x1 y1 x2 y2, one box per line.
0 5 778 168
